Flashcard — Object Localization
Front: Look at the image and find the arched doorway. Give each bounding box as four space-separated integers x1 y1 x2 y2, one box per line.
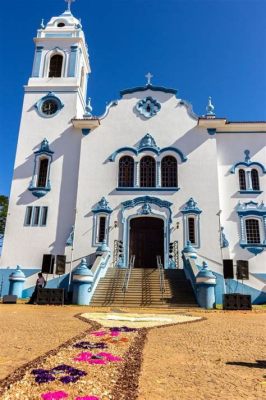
129 217 164 268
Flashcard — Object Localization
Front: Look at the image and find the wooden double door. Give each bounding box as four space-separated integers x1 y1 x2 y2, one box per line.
129 217 164 268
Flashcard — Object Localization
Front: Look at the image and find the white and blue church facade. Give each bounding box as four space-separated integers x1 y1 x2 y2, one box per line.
1 3 265 306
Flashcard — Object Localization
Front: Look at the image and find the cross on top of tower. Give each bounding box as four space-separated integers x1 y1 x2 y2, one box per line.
145 72 153 85
65 0 75 12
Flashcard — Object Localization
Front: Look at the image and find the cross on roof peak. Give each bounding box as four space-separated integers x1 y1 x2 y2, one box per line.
145 72 153 85
65 0 75 12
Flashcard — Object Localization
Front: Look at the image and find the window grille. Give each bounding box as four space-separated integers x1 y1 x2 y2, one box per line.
161 156 177 187
98 216 106 242
188 217 196 244
251 169 260 190
49 55 63 77
118 156 134 187
140 156 155 187
239 169 246 190
245 219 260 244
37 158 49 187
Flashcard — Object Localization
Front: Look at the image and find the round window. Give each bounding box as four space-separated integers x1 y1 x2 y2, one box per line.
57 22 65 27
41 100 59 116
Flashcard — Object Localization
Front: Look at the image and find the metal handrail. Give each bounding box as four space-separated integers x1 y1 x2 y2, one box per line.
156 255 165 296
122 255 135 293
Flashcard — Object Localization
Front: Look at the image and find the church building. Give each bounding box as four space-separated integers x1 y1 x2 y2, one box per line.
1 2 265 307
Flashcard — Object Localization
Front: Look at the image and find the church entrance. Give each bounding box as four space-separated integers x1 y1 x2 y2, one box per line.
129 217 164 268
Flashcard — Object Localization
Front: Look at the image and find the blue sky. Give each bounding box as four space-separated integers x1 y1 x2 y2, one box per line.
0 0 265 196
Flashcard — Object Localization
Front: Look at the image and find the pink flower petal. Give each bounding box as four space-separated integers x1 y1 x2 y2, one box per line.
74 352 93 361
41 391 68 400
91 331 106 337
110 331 120 337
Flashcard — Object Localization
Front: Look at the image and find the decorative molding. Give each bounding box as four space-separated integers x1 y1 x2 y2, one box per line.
99 100 118 119
136 96 161 118
116 187 179 192
109 133 187 162
239 244 265 255
230 150 266 174
122 195 172 211
207 128 216 136
236 201 266 216
137 203 152 215
92 197 113 214
28 139 53 198
179 100 199 120
120 83 177 96
181 198 202 215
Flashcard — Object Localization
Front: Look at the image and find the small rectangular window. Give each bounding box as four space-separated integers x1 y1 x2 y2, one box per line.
33 206 40 226
98 216 106 242
188 217 196 244
40 207 48 226
25 206 33 226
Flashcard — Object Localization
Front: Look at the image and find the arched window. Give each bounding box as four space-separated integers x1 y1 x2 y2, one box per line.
119 156 134 187
140 156 156 187
245 219 260 244
251 169 260 190
239 169 246 190
161 156 177 187
37 158 49 187
49 54 63 77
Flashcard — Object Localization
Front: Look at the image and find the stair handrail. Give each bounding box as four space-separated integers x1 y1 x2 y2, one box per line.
157 255 165 296
122 255 135 293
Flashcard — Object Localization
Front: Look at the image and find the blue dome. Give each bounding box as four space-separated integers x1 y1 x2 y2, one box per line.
73 258 93 277
9 266 26 280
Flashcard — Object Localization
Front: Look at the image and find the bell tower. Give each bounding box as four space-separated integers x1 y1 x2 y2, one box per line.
30 0 90 112
0 1 90 269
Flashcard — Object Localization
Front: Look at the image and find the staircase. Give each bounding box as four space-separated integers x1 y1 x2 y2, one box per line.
90 268 198 307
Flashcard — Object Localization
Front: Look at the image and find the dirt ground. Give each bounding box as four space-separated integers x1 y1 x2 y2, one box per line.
0 304 265 400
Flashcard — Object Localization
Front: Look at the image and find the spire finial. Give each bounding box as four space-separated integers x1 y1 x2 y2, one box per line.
145 72 153 85
40 19 45 29
65 0 75 12
84 98 93 118
205 96 215 118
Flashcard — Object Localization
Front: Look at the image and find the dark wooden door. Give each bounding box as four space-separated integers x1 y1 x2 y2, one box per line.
129 217 164 268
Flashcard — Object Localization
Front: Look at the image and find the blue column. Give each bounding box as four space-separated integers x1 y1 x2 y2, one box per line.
32 46 43 77
196 262 216 309
8 266 26 298
68 45 78 77
72 258 93 305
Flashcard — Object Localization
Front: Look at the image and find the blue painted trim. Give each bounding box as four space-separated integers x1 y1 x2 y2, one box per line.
239 190 263 194
68 45 78 77
240 244 266 255
32 46 43 77
181 198 202 215
28 187 51 198
207 128 216 135
116 187 179 192
122 195 172 210
34 92 64 118
231 161 266 174
82 128 91 136
109 136 187 162
120 84 177 96
230 150 266 174
92 197 113 214
28 139 53 198
236 201 266 216
136 96 161 118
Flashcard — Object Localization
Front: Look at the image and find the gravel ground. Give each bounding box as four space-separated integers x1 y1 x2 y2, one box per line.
137 310 266 400
0 305 265 400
